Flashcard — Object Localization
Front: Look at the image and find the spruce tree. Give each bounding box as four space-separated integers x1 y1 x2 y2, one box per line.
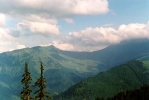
20 62 32 100
34 62 51 100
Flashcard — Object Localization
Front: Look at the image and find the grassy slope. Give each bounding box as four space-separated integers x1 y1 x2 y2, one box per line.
0 46 100 99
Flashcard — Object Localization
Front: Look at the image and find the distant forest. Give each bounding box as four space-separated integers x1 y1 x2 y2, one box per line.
54 60 149 100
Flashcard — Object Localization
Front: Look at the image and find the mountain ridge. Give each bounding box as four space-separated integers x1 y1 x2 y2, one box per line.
55 60 149 100
0 39 149 99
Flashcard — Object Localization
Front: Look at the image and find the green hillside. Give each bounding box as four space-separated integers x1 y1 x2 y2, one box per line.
0 45 100 99
105 85 149 100
61 39 149 70
0 39 148 99
55 60 149 100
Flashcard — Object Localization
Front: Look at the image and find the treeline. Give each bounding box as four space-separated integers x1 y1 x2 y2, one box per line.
96 85 149 100
20 62 51 100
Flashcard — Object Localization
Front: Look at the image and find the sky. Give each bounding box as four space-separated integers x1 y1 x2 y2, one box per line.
0 0 149 53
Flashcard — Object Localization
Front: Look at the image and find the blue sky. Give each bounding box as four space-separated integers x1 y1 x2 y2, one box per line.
0 0 149 53
59 0 149 34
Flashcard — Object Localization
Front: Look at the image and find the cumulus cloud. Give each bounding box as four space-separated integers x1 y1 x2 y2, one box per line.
0 28 16 53
73 0 109 15
55 22 149 51
68 27 120 46
118 23 149 39
14 22 149 52
23 14 57 24
53 41 74 51
0 0 109 39
0 13 5 27
0 0 148 53
18 21 60 36
0 27 26 53
15 15 60 37
0 0 109 18
17 45 26 49
0 29 53 53
0 22 149 53
0 28 13 42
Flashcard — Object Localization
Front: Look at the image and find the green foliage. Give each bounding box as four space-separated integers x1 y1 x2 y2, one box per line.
55 60 149 100
95 85 149 100
107 84 149 100
33 62 51 100
20 62 32 100
20 62 51 100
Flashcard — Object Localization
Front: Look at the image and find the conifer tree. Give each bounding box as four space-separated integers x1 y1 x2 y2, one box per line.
34 62 51 100
20 62 32 100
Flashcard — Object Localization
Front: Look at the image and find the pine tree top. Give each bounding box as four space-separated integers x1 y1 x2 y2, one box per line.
34 62 51 100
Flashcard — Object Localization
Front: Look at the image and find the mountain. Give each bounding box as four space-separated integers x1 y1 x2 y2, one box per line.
61 39 149 70
55 60 149 100
0 45 100 99
0 39 149 99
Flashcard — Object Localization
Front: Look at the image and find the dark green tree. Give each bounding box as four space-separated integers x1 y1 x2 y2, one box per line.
95 97 105 100
20 62 32 100
34 62 51 100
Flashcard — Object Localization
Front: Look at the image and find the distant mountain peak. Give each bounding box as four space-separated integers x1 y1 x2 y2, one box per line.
47 45 60 53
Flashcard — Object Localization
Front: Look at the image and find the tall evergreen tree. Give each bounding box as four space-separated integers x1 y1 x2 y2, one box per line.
34 62 51 100
20 62 32 100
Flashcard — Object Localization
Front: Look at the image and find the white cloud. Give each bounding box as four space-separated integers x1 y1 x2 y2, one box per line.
0 15 149 53
118 23 149 39
0 0 109 38
15 22 148 52
23 14 57 25
28 22 59 36
0 13 5 27
0 28 13 43
1 0 148 53
17 20 60 36
0 0 109 18
0 27 26 53
56 22 149 51
53 41 74 51
17 45 26 49
68 27 120 45
73 0 109 15
0 27 16 53
12 15 60 37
